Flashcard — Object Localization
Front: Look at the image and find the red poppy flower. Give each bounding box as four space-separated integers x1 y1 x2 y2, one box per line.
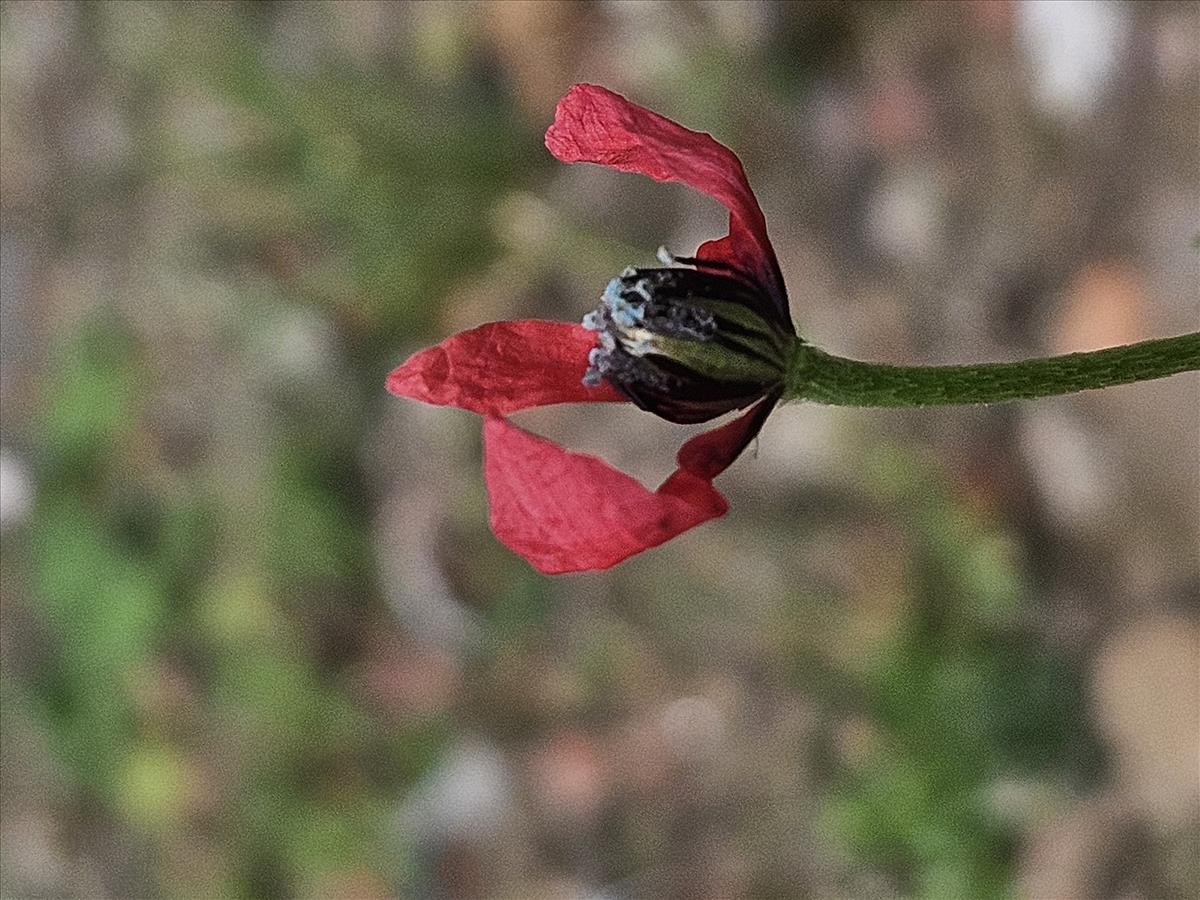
387 84 795 574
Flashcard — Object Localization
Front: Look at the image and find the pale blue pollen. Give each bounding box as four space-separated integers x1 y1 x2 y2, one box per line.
609 297 644 329
580 267 669 387
601 277 624 306
596 276 647 330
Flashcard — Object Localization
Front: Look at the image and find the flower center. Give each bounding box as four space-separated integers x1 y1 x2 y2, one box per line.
580 257 795 424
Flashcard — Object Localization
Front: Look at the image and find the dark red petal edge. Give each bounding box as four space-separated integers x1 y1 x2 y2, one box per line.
676 390 781 480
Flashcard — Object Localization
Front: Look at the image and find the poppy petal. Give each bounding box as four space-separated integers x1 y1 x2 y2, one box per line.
676 391 781 480
386 320 622 416
545 83 787 309
483 417 728 574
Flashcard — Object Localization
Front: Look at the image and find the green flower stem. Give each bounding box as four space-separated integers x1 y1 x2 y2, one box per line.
784 332 1200 408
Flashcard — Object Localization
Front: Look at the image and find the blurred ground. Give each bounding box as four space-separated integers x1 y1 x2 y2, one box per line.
0 2 1197 898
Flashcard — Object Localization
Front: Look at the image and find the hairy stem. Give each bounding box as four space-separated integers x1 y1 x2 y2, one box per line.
784 332 1200 407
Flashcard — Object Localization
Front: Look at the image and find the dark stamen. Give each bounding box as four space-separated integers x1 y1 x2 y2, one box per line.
580 259 795 424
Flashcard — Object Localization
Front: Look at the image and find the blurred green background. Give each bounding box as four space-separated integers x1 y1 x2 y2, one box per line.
1 2 1197 898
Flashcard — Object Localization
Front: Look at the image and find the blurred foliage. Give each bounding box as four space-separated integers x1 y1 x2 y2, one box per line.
7 3 529 895
817 448 1102 899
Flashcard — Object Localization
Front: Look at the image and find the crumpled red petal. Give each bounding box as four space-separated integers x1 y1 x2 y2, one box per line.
483 416 729 574
677 391 780 479
386 320 622 416
545 83 787 309
482 393 778 574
